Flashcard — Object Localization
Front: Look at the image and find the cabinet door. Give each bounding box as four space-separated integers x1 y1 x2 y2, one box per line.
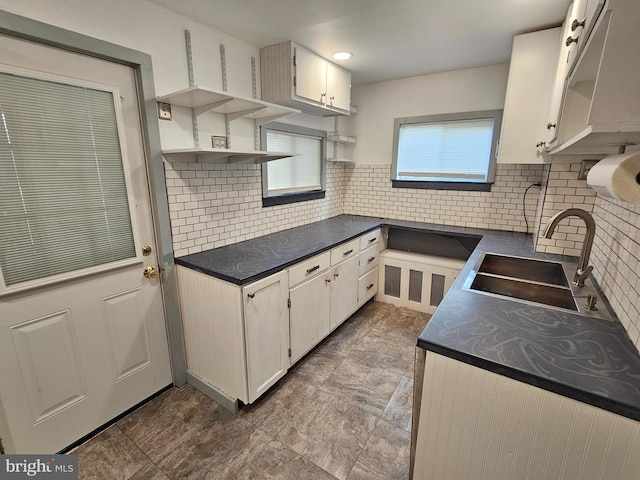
243 271 289 403
498 28 561 163
294 45 327 104
584 0 606 37
289 272 331 364
566 0 588 66
359 267 379 307
547 5 576 145
326 62 351 112
330 255 359 330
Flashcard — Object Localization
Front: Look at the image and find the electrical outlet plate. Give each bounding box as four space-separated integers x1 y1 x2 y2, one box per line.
578 159 599 180
211 136 227 149
157 102 172 120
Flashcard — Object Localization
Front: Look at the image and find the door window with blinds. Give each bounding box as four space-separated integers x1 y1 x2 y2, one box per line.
0 68 138 293
392 110 502 191
261 122 326 206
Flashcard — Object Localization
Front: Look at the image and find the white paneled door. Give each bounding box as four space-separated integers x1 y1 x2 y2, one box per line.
0 35 172 453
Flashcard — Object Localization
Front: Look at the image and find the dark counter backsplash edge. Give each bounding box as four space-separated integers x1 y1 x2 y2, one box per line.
418 341 640 423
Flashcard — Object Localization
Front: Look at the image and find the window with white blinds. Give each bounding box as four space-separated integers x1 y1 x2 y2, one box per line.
392 110 502 188
0 70 136 289
261 122 326 204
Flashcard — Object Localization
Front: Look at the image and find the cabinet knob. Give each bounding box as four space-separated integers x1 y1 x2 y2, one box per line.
306 265 320 274
343 249 354 256
547 123 557 130
247 292 255 299
571 18 586 31
566 36 579 47
334 273 339 278
536 141 547 148
326 278 331 284
366 283 375 290
368 256 376 262
320 93 326 102
330 95 335 105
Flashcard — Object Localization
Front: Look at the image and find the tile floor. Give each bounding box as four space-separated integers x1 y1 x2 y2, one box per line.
73 301 431 480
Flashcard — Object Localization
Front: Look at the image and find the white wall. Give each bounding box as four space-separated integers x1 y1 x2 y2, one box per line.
0 0 254 96
0 0 332 151
347 64 510 164
342 64 544 234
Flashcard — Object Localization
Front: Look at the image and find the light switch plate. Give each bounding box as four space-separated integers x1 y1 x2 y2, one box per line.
578 159 599 180
157 102 172 120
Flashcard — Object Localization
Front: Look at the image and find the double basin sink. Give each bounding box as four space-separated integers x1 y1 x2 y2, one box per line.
463 253 614 321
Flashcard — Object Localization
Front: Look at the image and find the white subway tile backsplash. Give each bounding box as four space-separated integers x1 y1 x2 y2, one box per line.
342 163 544 232
534 162 640 352
164 159 349 254
164 156 639 351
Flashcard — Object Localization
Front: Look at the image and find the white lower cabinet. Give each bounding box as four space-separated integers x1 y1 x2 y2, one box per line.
243 272 289 403
358 266 379 307
289 268 331 364
330 255 359 330
176 266 288 405
413 351 640 480
377 250 465 313
177 228 384 405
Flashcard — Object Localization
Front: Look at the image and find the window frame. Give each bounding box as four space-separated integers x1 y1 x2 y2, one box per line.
260 121 327 207
0 64 143 296
391 109 503 192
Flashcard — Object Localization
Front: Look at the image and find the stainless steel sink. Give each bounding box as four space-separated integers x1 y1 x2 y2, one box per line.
463 252 615 321
478 253 569 288
470 273 577 311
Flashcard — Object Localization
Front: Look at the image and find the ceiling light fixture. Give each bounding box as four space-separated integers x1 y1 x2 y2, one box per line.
332 51 352 60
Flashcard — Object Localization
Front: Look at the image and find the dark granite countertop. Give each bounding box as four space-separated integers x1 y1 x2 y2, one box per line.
417 228 640 422
175 215 383 285
176 214 640 422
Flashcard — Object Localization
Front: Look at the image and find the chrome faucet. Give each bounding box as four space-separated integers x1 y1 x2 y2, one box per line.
542 208 596 287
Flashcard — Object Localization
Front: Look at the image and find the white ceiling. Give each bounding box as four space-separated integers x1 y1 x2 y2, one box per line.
148 0 571 85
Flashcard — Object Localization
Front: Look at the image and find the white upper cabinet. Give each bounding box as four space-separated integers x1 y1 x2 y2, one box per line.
294 45 328 105
325 62 351 112
260 41 352 116
565 0 607 58
498 28 562 163
550 0 640 157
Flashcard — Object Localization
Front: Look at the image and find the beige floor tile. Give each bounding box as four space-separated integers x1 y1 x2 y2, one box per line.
288 345 350 385
74 301 419 480
240 373 320 436
236 436 338 480
381 375 414 432
348 332 415 377
117 385 221 465
319 354 404 417
76 425 152 480
276 389 378 480
347 419 411 480
165 427 271 479
129 463 170 480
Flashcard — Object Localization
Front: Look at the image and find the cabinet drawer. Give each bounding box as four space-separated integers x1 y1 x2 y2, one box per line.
358 244 380 276
288 251 331 288
360 229 382 251
358 267 378 306
330 238 360 266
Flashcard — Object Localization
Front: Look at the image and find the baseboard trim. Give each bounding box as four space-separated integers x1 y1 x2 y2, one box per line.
187 371 238 413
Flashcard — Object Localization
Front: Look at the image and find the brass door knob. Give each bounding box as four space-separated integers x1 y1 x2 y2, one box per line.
143 266 159 279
